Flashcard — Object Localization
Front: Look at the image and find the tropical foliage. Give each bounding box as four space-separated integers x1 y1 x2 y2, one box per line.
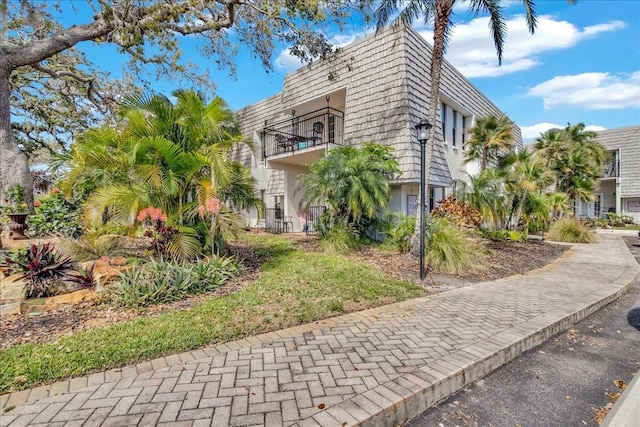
26 190 83 238
58 89 254 259
4 243 74 298
1 0 372 207
296 143 400 237
452 116 608 236
375 0 541 255
464 115 515 172
377 211 416 253
111 257 241 308
534 122 609 210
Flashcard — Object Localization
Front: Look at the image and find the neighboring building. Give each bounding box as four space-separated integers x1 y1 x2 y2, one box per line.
232 25 522 232
577 125 640 222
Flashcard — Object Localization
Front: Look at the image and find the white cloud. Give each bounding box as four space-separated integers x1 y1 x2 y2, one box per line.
520 122 563 140
274 49 304 71
275 31 370 72
520 122 607 142
417 16 625 78
527 71 640 110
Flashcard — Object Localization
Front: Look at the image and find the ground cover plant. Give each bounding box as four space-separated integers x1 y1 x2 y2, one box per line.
0 234 422 392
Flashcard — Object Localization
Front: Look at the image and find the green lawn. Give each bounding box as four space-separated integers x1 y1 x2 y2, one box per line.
0 234 423 393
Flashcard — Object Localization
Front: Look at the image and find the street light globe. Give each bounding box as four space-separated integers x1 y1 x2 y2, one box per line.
416 119 432 143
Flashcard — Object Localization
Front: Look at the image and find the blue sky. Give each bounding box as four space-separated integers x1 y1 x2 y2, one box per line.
70 1 640 141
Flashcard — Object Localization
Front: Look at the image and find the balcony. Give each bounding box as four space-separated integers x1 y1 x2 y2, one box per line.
262 107 344 163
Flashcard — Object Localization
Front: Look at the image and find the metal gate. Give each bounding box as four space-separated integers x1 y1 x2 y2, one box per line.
302 206 326 235
265 207 285 233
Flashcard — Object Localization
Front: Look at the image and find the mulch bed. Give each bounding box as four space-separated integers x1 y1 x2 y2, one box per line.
294 235 569 292
0 237 568 350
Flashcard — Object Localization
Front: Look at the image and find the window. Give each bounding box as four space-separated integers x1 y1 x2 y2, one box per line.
462 116 467 148
429 188 435 211
441 102 446 140
452 110 457 147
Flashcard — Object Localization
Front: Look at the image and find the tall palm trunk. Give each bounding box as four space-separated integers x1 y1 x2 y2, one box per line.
0 69 34 209
410 0 452 257
513 189 529 230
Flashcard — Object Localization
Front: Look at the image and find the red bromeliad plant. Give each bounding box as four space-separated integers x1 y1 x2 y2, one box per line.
4 242 74 298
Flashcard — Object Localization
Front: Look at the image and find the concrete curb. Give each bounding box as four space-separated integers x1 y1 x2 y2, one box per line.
601 370 640 427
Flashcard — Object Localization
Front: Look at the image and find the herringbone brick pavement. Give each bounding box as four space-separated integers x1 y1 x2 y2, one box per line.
1 235 638 427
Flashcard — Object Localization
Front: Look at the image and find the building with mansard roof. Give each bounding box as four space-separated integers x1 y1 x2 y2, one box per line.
231 25 522 232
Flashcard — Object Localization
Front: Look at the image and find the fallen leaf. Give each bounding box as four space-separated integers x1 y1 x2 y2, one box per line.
455 410 478 427
614 379 627 391
605 392 621 400
341 423 347 426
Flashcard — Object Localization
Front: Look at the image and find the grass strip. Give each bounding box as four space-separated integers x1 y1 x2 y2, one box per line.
0 235 423 392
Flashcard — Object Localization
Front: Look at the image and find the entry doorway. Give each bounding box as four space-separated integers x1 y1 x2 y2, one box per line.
579 193 603 219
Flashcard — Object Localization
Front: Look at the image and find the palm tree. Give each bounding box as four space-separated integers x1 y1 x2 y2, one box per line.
375 0 541 255
455 169 508 230
465 115 515 172
502 150 553 229
534 122 608 214
534 127 569 169
296 143 400 235
218 161 264 214
62 89 251 259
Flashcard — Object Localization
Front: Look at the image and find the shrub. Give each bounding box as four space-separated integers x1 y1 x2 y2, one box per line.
27 192 82 237
317 222 360 254
60 235 128 262
507 230 528 243
426 218 485 274
606 213 635 227
66 263 97 290
4 243 74 298
383 212 416 253
547 218 597 243
479 228 527 243
430 196 483 229
110 256 241 308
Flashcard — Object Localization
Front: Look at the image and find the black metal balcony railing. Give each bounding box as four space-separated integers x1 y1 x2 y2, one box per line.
262 107 344 159
602 159 619 178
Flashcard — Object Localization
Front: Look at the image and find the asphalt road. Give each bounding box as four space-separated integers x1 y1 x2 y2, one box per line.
406 237 640 427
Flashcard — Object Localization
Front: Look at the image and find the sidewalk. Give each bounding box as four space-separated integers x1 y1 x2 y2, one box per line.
1 235 639 427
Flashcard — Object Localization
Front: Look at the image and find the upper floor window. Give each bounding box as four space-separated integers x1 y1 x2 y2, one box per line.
452 110 457 147
441 102 446 138
462 116 467 148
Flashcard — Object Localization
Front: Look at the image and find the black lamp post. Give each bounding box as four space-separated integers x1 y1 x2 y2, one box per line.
416 119 432 280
